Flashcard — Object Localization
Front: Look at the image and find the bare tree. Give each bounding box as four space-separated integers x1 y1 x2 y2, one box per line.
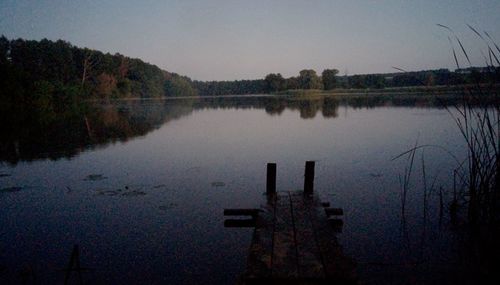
81 50 99 88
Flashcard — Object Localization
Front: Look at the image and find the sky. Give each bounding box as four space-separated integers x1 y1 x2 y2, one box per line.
1 0 499 81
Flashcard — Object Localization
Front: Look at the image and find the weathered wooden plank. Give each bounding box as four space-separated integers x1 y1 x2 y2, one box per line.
271 193 299 278
243 190 355 284
224 219 256 228
224 208 260 217
307 195 357 284
245 195 276 279
290 192 325 279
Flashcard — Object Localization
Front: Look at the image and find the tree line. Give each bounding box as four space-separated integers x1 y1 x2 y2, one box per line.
263 67 500 92
1 36 499 108
0 36 197 108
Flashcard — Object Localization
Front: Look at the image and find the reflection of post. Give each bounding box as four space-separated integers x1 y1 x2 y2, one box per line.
304 161 315 194
63 245 83 285
266 163 276 195
18 265 36 284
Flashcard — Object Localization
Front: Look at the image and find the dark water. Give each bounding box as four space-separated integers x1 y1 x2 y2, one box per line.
0 95 488 284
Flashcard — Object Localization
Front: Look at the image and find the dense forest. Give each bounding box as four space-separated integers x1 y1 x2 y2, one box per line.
1 36 499 109
0 36 196 101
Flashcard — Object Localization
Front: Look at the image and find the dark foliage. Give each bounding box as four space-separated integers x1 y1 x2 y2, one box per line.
193 79 267 96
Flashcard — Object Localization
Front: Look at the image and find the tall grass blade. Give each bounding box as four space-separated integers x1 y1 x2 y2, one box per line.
484 31 500 55
467 24 485 41
392 66 407 73
480 50 490 67
456 37 472 66
488 47 500 66
452 47 460 69
436 24 453 32
391 144 461 165
446 36 461 69
488 48 494 66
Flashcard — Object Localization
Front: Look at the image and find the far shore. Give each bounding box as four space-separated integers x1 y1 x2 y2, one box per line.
276 83 500 96
84 84 500 102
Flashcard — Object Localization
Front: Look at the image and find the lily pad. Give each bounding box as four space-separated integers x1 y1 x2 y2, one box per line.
94 185 147 197
84 174 108 181
95 189 121 196
121 190 147 197
158 203 178 211
0 187 22 193
153 184 167 189
211 181 225 187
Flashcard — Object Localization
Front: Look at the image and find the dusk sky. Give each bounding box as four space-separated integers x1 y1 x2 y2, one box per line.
1 0 499 81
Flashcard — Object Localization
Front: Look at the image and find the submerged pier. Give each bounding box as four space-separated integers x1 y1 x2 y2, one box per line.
225 162 356 284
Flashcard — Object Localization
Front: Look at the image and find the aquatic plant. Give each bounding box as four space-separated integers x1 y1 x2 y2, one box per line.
395 24 500 227
438 24 500 226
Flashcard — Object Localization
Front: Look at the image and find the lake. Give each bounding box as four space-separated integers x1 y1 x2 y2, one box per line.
0 94 487 284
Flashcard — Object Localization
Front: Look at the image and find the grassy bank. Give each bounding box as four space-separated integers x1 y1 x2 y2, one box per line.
275 84 500 97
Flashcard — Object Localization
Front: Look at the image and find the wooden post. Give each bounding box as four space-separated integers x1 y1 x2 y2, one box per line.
266 163 277 195
304 161 315 194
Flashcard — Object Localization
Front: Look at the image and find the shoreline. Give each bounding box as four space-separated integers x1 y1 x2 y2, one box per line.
84 84 500 102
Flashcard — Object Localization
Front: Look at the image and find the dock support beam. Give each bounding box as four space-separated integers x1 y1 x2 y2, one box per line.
304 161 315 194
266 163 277 195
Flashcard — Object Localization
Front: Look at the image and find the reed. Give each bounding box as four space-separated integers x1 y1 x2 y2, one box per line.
398 137 418 225
439 24 500 226
394 24 500 226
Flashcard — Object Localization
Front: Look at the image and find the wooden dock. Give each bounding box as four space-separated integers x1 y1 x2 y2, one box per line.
225 162 356 285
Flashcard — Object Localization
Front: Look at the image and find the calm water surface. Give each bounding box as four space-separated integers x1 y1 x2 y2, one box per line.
0 95 477 284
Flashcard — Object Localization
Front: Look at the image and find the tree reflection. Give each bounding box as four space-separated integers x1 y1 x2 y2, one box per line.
298 99 321 119
322 97 340 118
0 99 196 164
0 94 474 164
264 98 286 116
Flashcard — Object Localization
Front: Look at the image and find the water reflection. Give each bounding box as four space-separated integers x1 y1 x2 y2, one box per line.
1 93 498 284
0 94 480 164
0 99 195 164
